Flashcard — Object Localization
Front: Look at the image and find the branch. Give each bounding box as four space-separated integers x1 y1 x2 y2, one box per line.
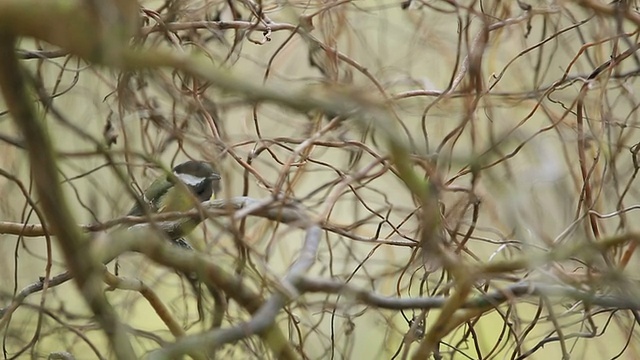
139 20 297 36
0 271 73 321
0 33 135 359
0 196 310 237
149 225 322 359
297 278 640 311
0 197 311 316
99 223 302 359
102 270 185 339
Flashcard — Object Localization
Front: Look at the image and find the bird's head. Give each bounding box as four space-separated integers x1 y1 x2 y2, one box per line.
171 160 221 202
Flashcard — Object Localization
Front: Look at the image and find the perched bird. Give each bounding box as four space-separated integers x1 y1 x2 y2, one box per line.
127 160 221 320
128 160 221 241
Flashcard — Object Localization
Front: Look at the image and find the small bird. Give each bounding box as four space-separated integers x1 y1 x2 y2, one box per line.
127 160 221 320
128 160 221 240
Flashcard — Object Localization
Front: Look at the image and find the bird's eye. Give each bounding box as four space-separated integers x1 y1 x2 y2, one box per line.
193 181 211 198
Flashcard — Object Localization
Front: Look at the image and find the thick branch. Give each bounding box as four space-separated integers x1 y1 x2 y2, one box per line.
0 34 135 359
100 224 300 360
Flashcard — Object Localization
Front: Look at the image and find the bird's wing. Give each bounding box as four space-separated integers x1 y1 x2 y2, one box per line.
127 177 173 216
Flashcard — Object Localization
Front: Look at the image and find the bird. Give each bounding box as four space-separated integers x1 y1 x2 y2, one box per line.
127 160 221 241
127 160 221 320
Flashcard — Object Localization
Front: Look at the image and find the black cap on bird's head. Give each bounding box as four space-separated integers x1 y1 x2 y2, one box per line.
171 160 221 202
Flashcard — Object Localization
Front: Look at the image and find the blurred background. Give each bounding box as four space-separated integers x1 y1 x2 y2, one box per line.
2 0 640 358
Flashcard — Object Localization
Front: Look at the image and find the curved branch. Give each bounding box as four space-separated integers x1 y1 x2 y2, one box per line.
150 225 322 359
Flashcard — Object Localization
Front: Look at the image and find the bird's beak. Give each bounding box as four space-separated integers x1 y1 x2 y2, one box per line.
210 173 221 200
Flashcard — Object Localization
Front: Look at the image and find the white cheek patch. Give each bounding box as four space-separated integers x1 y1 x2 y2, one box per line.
175 172 205 186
